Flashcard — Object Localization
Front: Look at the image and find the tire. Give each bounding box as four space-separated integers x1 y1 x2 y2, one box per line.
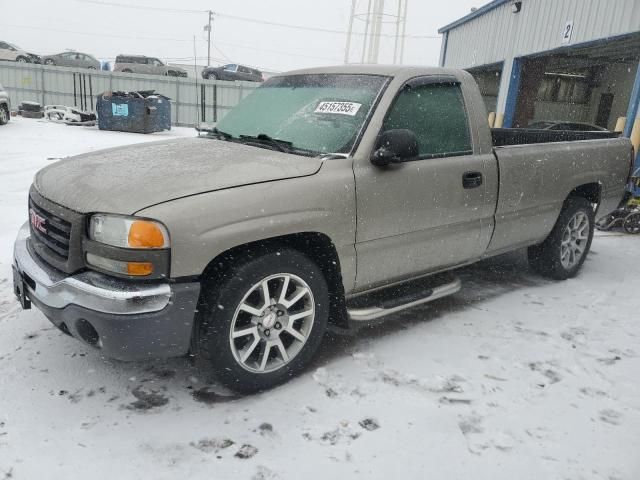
16 56 28 63
88 66 96 70
44 59 55 65
623 212 640 234
528 197 595 280
0 104 9 125
122 69 132 73
195 249 329 393
207 73 217 80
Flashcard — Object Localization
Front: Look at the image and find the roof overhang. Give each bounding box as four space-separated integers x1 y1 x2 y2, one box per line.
438 0 510 34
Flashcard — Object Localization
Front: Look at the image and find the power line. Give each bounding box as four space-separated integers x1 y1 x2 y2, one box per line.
71 0 203 14
0 23 338 64
68 0 440 39
0 22 198 43
215 39 342 62
216 11 439 39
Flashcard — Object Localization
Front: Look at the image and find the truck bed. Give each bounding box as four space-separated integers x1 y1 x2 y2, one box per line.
485 136 631 255
491 128 619 147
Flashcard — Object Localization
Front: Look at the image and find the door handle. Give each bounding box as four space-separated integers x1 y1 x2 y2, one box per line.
462 171 483 189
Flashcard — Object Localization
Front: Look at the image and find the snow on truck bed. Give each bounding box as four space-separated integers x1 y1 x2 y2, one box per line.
0 118 639 480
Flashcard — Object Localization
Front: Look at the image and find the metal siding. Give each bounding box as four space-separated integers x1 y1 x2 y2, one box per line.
0 61 258 127
442 0 640 68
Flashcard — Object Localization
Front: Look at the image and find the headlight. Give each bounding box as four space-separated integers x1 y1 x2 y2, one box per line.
89 214 169 249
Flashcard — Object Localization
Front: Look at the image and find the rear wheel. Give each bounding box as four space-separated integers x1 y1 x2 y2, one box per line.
195 249 329 393
0 105 9 125
207 73 217 80
528 197 595 280
122 68 132 73
44 59 55 65
16 56 28 63
623 212 640 234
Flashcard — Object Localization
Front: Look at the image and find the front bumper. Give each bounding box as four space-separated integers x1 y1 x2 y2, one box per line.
13 223 201 360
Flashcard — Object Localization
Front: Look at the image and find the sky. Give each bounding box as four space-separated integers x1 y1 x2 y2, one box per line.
1 0 481 72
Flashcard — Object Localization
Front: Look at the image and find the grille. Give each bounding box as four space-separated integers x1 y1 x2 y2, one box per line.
29 199 72 260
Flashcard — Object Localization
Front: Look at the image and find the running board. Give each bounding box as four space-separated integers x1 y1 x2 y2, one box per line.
347 273 462 322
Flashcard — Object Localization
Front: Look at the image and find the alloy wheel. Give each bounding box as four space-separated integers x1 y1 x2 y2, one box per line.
560 211 590 269
229 273 315 373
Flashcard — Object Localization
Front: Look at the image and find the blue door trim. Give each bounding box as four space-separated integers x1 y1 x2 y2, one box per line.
624 61 640 138
503 58 523 128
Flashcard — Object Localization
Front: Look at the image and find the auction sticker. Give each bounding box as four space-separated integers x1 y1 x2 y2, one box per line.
315 101 362 116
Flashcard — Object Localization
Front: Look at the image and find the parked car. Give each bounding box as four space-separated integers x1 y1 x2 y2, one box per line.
528 120 608 131
0 83 10 125
113 55 187 77
201 63 263 82
42 51 100 70
0 41 40 63
13 66 632 393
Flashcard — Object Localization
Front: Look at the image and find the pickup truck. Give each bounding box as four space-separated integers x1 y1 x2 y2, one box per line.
13 66 633 393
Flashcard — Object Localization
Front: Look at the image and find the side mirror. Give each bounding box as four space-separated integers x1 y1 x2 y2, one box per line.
371 129 419 167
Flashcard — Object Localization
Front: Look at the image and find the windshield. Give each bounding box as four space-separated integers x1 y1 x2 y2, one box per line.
215 73 389 154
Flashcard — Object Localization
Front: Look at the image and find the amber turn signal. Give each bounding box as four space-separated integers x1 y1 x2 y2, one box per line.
126 262 154 276
128 221 166 248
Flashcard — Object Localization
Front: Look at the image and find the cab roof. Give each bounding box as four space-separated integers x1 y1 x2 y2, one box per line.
278 64 466 79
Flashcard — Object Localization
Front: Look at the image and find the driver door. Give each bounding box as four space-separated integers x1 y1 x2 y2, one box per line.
353 77 494 291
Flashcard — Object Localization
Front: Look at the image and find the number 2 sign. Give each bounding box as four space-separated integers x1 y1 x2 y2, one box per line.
562 20 574 44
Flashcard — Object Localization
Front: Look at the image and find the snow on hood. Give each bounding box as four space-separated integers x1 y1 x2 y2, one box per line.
33 137 323 214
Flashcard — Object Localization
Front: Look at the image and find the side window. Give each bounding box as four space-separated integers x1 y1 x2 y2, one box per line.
382 82 472 159
0 42 8 49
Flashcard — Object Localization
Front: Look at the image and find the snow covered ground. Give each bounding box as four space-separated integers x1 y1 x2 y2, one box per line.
1 117 639 480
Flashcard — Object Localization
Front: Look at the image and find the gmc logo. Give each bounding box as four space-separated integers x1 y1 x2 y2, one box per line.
29 208 47 234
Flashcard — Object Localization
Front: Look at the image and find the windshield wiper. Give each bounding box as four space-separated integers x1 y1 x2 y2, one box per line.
238 133 293 153
198 126 233 141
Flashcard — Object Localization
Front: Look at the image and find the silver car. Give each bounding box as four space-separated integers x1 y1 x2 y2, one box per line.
42 51 100 70
0 83 10 125
0 41 39 63
113 54 187 77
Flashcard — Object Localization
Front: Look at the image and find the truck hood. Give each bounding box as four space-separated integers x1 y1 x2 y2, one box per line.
34 137 323 214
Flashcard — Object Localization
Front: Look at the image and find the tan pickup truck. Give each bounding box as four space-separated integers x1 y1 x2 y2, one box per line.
13 65 633 392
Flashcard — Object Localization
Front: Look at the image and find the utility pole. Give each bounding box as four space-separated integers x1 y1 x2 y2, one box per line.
204 10 213 67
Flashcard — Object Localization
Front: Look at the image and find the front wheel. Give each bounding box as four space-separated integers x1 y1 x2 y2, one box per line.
16 56 28 63
195 249 329 393
207 73 217 80
528 197 595 280
0 105 9 125
44 59 55 65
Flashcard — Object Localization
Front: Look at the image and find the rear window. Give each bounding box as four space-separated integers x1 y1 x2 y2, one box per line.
117 56 144 64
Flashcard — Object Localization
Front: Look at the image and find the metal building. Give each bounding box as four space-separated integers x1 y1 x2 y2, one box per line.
438 0 640 151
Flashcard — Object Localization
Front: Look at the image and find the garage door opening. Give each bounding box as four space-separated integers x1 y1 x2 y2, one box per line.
467 64 503 120
512 34 640 131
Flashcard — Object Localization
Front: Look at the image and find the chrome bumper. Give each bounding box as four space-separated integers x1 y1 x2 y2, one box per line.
13 222 171 315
